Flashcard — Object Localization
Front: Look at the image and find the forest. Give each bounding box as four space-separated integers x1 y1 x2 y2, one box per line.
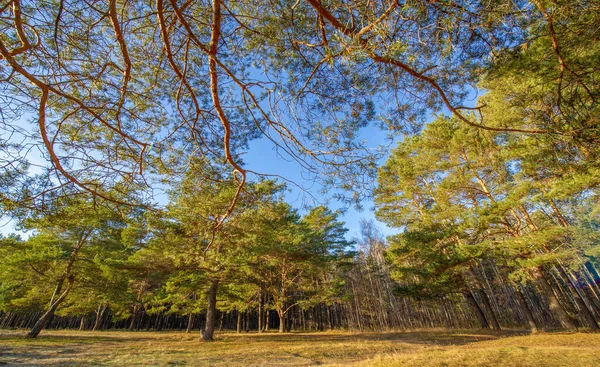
0 0 599 366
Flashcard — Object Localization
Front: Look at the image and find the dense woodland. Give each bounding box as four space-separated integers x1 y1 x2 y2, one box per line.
0 0 599 342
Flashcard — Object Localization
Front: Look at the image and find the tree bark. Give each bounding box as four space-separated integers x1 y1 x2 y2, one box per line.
463 291 489 329
265 309 270 331
475 288 501 331
93 304 107 331
258 294 263 333
533 268 577 331
515 286 539 333
26 275 74 338
278 310 286 333
201 278 219 341
27 232 89 338
186 313 195 333
555 265 599 330
218 312 224 332
236 311 242 333
129 304 139 331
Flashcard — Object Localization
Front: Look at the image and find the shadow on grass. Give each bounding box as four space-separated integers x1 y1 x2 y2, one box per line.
216 329 530 346
0 331 156 345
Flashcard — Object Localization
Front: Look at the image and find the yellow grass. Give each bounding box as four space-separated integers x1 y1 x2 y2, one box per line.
0 329 598 366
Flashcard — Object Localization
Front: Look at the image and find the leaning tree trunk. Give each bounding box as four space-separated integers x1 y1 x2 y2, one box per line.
463 291 489 329
533 268 577 331
515 286 539 333
201 278 219 341
26 275 74 338
476 288 501 331
555 265 600 330
27 232 89 338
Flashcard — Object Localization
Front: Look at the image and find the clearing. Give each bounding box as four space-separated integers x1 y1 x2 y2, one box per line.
0 329 598 366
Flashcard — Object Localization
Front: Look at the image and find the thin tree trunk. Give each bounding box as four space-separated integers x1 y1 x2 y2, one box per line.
258 294 263 333
236 311 242 333
533 268 577 331
265 309 270 331
476 289 501 330
93 304 107 331
464 291 489 329
201 278 219 341
186 313 194 333
129 304 139 331
218 312 224 332
515 286 539 333
556 265 599 330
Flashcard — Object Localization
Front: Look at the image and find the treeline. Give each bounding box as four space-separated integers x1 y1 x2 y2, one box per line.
374 114 600 333
2 198 598 339
2 112 600 338
1 0 599 340
2 98 600 340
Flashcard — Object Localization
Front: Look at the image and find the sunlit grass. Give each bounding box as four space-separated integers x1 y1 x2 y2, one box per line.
0 329 598 366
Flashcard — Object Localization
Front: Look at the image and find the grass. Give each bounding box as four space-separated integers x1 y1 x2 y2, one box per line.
0 329 598 366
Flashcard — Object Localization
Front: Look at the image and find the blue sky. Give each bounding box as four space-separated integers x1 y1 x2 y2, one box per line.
241 124 399 242
1 115 401 242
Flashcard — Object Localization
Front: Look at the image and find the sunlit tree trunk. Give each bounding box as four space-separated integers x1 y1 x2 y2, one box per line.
26 275 75 338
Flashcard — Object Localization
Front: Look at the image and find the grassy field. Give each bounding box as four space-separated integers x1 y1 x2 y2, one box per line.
0 329 598 366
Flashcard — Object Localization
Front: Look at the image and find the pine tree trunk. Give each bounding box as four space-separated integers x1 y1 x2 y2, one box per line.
218 312 224 332
26 276 74 338
265 309 270 331
278 310 285 333
464 291 489 329
27 234 89 338
533 268 577 331
258 295 263 333
201 278 219 341
129 304 139 331
93 304 106 331
245 310 250 332
584 262 600 297
186 313 194 333
476 289 501 330
556 265 599 330
236 311 242 333
515 286 538 333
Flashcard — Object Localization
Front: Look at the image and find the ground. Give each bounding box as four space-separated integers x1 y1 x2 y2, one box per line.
0 329 598 366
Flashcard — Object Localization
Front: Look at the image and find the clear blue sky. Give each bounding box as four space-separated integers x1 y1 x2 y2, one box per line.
241 124 399 242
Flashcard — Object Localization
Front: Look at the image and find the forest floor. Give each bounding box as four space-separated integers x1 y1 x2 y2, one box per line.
0 329 599 366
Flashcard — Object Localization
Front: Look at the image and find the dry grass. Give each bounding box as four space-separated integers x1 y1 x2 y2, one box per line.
0 329 598 366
